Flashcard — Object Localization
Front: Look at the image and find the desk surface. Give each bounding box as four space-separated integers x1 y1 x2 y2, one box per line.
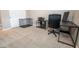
60 21 78 28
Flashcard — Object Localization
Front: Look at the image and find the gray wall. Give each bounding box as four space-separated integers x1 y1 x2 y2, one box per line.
27 10 73 26
27 10 73 20
0 11 2 29
72 10 79 47
0 11 1 24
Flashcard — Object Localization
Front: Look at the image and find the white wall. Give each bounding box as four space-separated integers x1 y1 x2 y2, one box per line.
27 10 49 26
0 10 27 30
26 10 31 18
9 10 27 28
0 10 11 30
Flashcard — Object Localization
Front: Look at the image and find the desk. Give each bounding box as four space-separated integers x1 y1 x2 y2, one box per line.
58 21 79 48
61 21 78 28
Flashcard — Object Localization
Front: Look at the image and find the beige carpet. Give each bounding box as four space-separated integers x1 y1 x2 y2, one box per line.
0 26 73 48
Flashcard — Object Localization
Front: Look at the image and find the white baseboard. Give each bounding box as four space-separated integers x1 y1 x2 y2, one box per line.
2 26 20 31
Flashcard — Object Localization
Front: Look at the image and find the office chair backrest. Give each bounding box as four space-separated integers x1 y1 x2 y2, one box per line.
62 12 69 22
48 14 61 29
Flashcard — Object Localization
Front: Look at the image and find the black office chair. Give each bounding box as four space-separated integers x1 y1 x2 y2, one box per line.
62 12 69 22
48 14 61 37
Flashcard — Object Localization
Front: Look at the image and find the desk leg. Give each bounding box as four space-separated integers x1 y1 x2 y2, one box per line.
58 30 60 42
74 27 79 48
58 28 75 48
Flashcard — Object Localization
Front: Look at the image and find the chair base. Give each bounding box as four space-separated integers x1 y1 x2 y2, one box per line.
48 30 59 37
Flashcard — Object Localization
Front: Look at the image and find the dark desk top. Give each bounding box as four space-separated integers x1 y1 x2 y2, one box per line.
60 21 78 28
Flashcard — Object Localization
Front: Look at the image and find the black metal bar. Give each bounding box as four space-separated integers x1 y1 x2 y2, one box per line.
58 40 74 47
58 26 79 48
69 33 75 45
58 32 75 48
74 27 79 48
